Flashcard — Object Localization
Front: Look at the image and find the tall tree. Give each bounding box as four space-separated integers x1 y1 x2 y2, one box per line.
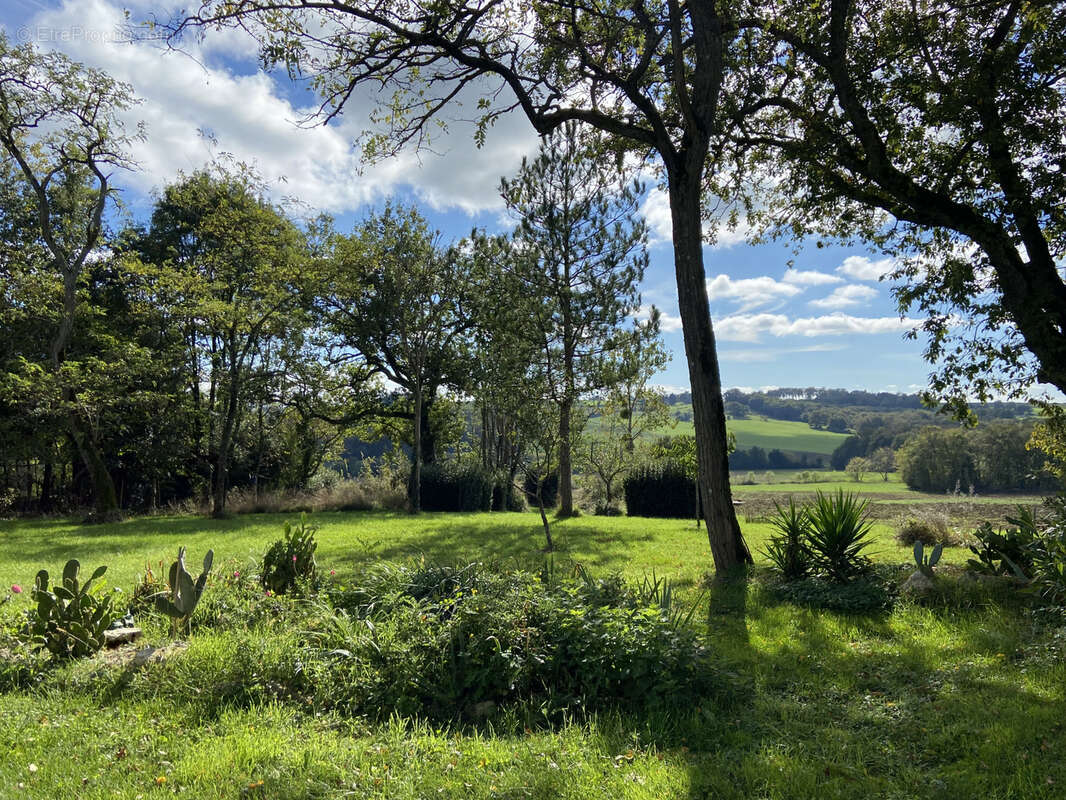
730 0 1066 414
500 123 651 516
0 34 139 520
139 167 314 516
170 1 754 572
324 203 477 512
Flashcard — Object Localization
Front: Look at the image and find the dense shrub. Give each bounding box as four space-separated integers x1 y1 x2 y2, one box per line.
523 470 559 508
769 571 897 613
311 565 716 720
623 462 697 518
967 507 1039 577
491 479 525 512
895 510 964 547
422 464 494 512
963 501 1066 604
261 516 319 595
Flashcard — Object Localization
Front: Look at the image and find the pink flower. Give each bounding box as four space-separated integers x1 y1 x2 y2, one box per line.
292 555 298 562
266 590 273 597
233 571 240 578
329 570 335 576
10 584 21 594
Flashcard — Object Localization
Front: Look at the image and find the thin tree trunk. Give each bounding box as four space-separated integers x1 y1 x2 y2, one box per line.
410 380 423 513
557 396 574 516
537 480 554 551
667 164 752 575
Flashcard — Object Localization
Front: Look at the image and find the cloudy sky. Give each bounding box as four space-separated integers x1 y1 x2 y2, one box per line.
3 0 938 394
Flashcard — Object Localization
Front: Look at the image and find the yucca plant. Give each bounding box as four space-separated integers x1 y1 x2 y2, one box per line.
763 498 811 581
805 490 876 583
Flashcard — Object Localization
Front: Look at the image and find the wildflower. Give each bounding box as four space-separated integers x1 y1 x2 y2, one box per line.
233 571 240 578
266 590 273 597
10 584 21 594
329 570 335 576
292 555 298 562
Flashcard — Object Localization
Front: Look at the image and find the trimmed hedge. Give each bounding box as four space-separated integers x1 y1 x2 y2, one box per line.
623 462 698 519
420 464 493 511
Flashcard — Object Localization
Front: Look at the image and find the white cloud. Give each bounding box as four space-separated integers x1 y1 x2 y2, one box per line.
808 284 879 309
22 0 542 216
782 269 843 287
706 274 803 312
640 187 752 249
719 344 846 363
837 255 896 281
715 312 923 343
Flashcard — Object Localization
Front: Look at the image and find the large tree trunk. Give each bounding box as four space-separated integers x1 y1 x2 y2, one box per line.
68 411 121 522
557 395 574 516
667 163 752 575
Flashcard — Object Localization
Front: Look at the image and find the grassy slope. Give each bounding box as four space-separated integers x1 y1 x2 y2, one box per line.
587 408 850 456
1 510 1064 799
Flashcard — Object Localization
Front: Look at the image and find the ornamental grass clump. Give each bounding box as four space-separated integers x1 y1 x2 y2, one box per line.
804 490 876 583
762 498 812 581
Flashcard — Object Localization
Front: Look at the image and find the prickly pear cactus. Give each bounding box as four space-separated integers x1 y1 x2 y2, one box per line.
913 541 944 577
155 546 213 631
28 559 115 659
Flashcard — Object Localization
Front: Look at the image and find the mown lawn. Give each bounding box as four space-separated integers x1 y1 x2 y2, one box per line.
1 509 1064 799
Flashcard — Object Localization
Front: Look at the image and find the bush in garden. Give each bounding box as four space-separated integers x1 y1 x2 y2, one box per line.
967 507 1039 577
309 565 716 721
261 515 319 595
622 462 697 518
763 498 811 581
26 559 115 659
420 464 494 511
770 571 897 614
895 510 964 547
804 491 876 583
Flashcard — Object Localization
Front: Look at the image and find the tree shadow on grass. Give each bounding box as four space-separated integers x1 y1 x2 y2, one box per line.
681 589 1065 799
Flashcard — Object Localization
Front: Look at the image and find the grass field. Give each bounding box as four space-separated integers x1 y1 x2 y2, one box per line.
1 506 1064 799
587 408 850 457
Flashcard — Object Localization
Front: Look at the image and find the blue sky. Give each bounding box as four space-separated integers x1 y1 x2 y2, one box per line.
3 0 943 395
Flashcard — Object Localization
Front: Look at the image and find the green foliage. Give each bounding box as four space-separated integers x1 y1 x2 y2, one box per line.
966 508 1039 578
261 515 318 594
894 510 962 547
420 464 493 512
154 546 214 626
522 469 559 508
803 491 876 584
762 499 811 581
310 565 716 720
622 462 696 519
769 572 896 614
26 559 115 659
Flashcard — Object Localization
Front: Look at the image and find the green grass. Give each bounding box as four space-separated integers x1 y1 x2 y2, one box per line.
2 510 1065 799
657 410 850 456
0 509 947 591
